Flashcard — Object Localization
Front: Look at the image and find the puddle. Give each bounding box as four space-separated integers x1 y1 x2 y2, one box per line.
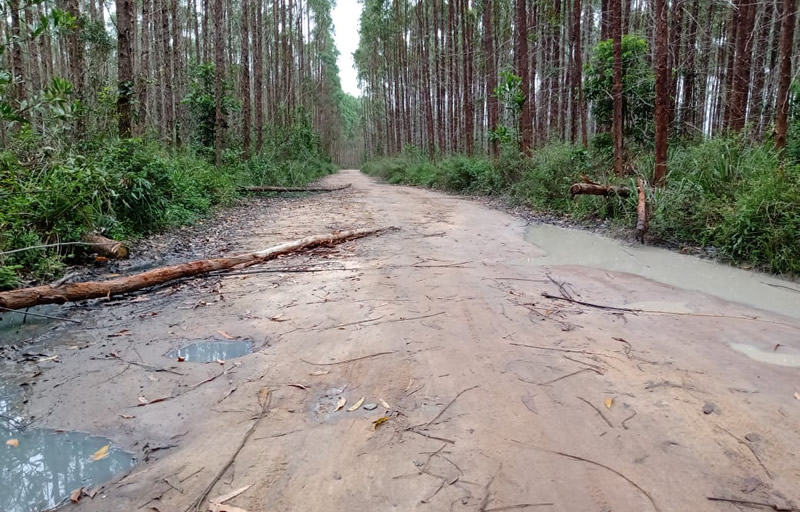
0 423 136 512
0 305 65 345
729 343 800 367
524 224 800 320
167 339 253 362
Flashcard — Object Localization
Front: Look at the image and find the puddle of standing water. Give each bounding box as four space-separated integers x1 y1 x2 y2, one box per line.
729 343 800 367
0 423 136 512
524 224 800 321
167 339 253 362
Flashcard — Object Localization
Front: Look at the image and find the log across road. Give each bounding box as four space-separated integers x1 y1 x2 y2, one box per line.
10 170 800 512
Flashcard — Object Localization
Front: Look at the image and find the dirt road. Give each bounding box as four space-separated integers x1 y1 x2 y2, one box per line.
7 170 800 512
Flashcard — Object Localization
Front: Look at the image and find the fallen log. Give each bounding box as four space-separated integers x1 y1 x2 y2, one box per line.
82 233 129 259
0 227 393 311
240 184 352 193
635 176 648 243
569 183 630 198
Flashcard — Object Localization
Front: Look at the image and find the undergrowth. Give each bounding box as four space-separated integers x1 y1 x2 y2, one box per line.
363 137 800 276
0 130 333 288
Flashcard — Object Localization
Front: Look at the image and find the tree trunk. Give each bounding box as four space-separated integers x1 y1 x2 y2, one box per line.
8 0 25 106
516 0 532 153
484 0 498 157
213 0 225 165
729 0 756 132
680 0 699 136
116 0 135 138
138 0 152 133
749 0 775 138
0 228 391 311
667 0 684 130
254 0 264 152
653 0 669 185
775 0 796 154
611 0 624 174
241 0 251 159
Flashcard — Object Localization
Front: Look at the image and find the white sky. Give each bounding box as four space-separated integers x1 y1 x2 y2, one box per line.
331 0 362 97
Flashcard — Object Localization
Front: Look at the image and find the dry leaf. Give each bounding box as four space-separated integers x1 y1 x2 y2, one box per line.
380 399 391 409
604 397 614 409
210 484 252 505
138 396 148 405
90 445 109 462
269 314 288 322
108 329 131 338
795 392 800 400
38 355 59 362
372 416 390 431
310 370 329 376
348 397 365 412
147 374 159 382
288 384 308 390
70 487 84 503
6 439 19 448
120 414 136 420
335 397 347 412
216 359 226 365
257 388 271 408
217 330 236 340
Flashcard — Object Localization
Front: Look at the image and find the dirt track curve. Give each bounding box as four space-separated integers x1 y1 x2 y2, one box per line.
12 170 800 511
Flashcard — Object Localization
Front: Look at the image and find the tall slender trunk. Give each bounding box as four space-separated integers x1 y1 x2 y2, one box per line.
653 0 669 185
722 0 741 130
214 0 225 165
775 0 796 154
516 0 532 153
241 0 251 158
117 0 135 137
138 0 152 134
484 0 498 157
667 0 683 130
728 0 755 131
463 0 474 155
749 0 774 138
611 0 624 174
680 0 699 136
8 0 25 105
254 0 264 152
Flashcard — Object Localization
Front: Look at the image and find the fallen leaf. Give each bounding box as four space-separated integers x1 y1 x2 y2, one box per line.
37 355 59 362
288 384 308 390
217 330 236 340
335 397 347 412
6 439 19 448
257 388 271 408
216 359 226 365
177 356 186 362
210 484 252 505
795 392 800 400
138 396 148 405
108 329 131 338
348 397 365 412
147 374 159 382
604 397 614 409
90 445 109 462
70 487 84 503
310 370 329 376
269 314 288 322
372 416 390 431
380 399 391 409
120 414 136 420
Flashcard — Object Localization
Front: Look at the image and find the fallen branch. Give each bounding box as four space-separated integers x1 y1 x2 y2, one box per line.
576 396 614 428
715 425 773 479
635 176 648 243
184 389 271 512
706 496 794 510
83 233 129 259
513 441 661 512
240 183 352 193
0 227 394 311
569 183 630 198
426 385 479 426
300 350 395 366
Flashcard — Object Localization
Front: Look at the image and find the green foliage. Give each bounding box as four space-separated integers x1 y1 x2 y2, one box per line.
365 136 800 276
491 70 524 145
182 63 239 150
585 35 655 145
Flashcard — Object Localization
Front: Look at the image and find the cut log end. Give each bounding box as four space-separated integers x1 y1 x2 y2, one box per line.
82 233 129 259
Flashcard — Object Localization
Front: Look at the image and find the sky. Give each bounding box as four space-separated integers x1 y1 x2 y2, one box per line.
331 0 363 97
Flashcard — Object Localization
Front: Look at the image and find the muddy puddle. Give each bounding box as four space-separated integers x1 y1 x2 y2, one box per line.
167 339 253 362
524 224 800 320
729 343 800 367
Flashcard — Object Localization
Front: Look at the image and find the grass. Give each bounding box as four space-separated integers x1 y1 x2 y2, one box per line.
363 137 800 276
0 138 334 288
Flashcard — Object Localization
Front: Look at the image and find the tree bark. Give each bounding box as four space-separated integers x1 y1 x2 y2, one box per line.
0 228 392 311
213 0 225 165
635 176 648 242
569 183 631 197
254 0 264 152
8 0 25 106
775 0 797 154
116 0 135 138
611 0 624 174
241 0 251 159
484 0 498 157
729 0 756 132
516 0 532 153
653 0 669 185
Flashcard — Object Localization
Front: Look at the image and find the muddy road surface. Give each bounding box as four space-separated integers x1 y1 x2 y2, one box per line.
2 170 799 512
